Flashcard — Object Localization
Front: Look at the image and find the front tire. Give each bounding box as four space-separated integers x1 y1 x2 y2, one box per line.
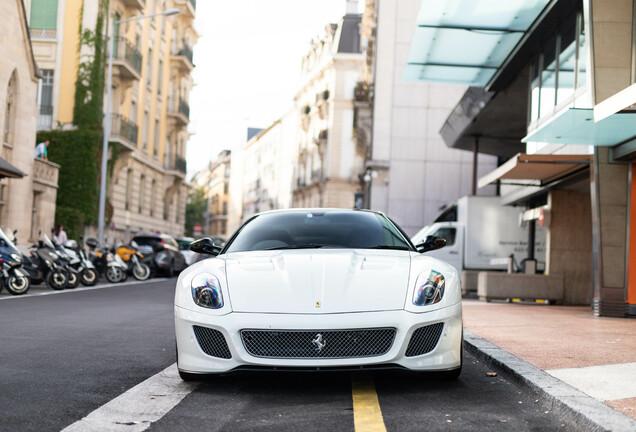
105 266 123 283
80 268 98 286
132 263 151 281
46 271 68 290
6 274 30 295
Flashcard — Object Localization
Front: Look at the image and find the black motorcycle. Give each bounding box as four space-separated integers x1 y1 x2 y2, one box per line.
20 234 69 290
0 228 30 295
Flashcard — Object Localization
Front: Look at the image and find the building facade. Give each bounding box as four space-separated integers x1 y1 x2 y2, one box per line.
0 0 59 245
354 0 498 236
26 0 196 243
292 4 366 209
406 0 636 315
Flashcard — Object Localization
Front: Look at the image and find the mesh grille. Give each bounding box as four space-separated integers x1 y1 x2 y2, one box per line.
405 323 444 357
241 328 396 359
193 326 232 359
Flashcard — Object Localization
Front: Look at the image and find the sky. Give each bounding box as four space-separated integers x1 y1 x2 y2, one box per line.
186 0 363 178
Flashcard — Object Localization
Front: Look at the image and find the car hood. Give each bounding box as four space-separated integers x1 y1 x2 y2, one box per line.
224 249 410 314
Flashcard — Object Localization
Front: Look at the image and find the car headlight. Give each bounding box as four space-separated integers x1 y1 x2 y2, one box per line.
413 270 445 306
191 273 224 309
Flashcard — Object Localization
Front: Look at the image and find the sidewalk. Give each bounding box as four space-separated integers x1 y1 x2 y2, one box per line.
462 299 636 430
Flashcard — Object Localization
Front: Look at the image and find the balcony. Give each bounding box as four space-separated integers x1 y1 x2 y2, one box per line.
171 44 194 71
33 158 60 189
109 114 138 152
165 155 187 178
167 98 190 126
121 0 145 10
111 37 142 81
175 0 196 18
30 29 56 40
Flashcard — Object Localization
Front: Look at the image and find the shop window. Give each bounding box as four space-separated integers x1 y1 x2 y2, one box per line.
557 23 577 106
576 16 587 89
539 35 557 118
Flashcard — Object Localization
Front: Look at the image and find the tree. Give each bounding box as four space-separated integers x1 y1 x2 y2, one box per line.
185 187 207 237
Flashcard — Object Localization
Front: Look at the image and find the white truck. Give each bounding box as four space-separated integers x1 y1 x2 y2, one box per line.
412 196 546 290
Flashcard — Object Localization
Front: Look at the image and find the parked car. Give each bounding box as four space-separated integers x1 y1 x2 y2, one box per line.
176 237 197 266
131 233 187 277
175 209 461 381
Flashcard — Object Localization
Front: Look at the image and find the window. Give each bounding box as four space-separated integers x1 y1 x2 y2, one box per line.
221 220 227 235
146 48 153 86
223 182 229 195
37 70 54 131
154 119 160 156
150 179 156 217
157 60 163 95
222 201 227 215
125 168 133 210
143 111 149 150
139 175 146 213
4 71 17 147
30 0 58 30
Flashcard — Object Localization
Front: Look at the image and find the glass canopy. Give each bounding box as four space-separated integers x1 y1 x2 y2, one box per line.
405 0 551 86
522 108 636 147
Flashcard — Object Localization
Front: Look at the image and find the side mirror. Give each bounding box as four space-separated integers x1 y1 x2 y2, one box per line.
190 238 223 256
152 242 165 253
415 235 446 253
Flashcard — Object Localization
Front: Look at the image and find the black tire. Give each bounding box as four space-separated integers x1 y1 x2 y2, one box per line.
105 266 123 283
80 268 98 286
6 274 30 295
66 271 80 289
46 271 68 290
132 263 151 281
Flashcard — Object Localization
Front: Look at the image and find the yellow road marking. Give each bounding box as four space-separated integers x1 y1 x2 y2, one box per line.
351 375 387 432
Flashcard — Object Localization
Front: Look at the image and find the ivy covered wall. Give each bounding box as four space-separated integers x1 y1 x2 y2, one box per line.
36 130 101 240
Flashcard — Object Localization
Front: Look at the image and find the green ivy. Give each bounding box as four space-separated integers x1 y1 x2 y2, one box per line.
73 0 107 130
185 187 207 237
36 130 101 240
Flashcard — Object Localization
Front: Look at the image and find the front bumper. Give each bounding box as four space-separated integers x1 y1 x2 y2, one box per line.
175 303 462 374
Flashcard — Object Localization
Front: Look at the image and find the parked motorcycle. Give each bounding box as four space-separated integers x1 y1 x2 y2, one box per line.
55 239 98 287
116 242 151 281
20 234 68 290
52 241 80 289
86 238 126 283
0 228 30 295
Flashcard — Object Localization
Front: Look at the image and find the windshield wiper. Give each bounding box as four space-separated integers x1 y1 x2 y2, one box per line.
266 244 324 250
362 245 410 250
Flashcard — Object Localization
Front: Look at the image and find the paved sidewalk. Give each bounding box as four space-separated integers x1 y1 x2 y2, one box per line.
462 299 636 430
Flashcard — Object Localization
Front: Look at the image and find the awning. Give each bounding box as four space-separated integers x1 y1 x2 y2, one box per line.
478 153 591 189
523 108 636 146
404 0 551 86
0 157 26 179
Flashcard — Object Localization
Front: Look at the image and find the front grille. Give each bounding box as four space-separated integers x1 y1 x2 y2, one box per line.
405 323 444 357
241 328 396 359
193 326 232 359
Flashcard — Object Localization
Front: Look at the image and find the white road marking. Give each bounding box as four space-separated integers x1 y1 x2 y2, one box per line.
62 364 196 432
546 362 636 401
0 278 169 301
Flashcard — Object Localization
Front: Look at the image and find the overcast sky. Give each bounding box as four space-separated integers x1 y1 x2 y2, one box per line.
186 0 362 177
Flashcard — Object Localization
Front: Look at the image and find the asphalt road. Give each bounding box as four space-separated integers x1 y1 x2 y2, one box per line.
0 279 581 432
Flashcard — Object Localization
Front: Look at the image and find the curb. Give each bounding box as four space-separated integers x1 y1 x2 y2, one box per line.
464 330 636 432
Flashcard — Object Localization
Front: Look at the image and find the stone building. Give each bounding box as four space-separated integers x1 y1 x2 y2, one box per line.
0 0 59 244
292 3 365 209
26 0 196 243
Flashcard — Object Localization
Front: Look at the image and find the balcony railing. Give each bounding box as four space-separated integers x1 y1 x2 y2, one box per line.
112 37 143 77
30 29 57 40
165 155 187 174
175 44 194 64
110 114 138 146
179 99 190 118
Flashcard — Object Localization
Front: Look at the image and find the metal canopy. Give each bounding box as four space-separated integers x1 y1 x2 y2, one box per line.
404 0 551 86
523 108 636 146
478 153 591 189
0 157 26 179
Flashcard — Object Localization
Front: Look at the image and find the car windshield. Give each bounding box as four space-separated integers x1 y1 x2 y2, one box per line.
225 210 413 253
177 240 192 250
133 236 160 247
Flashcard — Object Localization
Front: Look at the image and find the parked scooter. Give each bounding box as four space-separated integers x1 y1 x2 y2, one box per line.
62 239 98 286
86 238 126 283
52 241 80 289
0 228 30 295
116 242 151 281
20 234 69 290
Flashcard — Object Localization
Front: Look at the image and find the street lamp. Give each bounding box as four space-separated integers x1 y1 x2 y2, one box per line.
98 8 181 247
